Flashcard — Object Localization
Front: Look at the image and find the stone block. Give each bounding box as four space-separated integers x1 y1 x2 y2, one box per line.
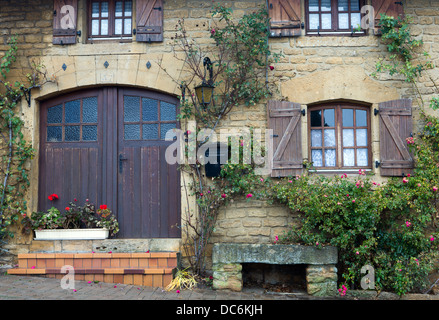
212 263 243 292
28 240 56 253
212 243 338 265
306 264 338 297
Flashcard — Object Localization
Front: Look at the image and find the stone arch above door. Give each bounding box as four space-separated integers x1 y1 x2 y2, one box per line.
35 53 185 101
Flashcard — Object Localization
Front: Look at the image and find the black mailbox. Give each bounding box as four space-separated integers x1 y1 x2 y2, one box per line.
204 143 228 177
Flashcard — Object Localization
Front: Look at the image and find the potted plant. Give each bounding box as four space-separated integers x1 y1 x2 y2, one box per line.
22 197 119 240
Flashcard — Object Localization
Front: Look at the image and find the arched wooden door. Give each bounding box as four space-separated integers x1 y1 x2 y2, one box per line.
39 87 181 238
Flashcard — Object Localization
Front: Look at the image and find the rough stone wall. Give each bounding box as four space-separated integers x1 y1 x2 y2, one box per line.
0 0 53 81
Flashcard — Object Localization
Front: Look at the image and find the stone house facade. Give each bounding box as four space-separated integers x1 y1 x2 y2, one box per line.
0 0 438 290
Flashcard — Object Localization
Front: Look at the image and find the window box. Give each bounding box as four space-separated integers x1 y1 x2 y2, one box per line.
34 228 109 240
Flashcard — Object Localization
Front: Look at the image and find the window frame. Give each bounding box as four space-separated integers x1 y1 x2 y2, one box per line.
305 0 366 36
307 103 372 171
87 0 133 41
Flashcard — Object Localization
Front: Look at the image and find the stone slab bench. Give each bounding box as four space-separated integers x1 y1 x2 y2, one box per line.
212 243 338 296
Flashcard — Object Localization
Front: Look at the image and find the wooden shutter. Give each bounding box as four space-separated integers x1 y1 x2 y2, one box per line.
268 100 303 177
268 0 302 37
53 0 78 45
136 0 164 42
378 99 414 176
372 0 404 33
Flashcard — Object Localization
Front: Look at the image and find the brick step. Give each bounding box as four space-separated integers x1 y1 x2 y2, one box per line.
7 252 179 288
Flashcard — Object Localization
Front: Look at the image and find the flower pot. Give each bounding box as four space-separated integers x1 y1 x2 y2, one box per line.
34 228 109 240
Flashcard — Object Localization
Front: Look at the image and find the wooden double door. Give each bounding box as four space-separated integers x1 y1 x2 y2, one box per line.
39 87 181 238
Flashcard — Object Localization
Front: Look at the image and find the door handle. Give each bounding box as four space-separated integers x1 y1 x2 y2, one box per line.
119 154 128 173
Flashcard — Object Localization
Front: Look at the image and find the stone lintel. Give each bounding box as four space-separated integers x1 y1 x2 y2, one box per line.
212 243 338 265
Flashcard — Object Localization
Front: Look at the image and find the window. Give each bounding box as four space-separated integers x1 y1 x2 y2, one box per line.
309 104 370 169
88 0 133 39
306 0 364 35
46 97 98 142
123 96 178 141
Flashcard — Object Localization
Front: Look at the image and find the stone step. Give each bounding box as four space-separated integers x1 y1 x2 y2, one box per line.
7 252 179 288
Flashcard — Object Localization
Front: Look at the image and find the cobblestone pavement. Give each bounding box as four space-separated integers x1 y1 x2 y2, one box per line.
1 273 438 303
0 273 326 301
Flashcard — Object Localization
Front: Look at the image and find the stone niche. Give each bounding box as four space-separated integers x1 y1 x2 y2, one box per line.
212 243 338 297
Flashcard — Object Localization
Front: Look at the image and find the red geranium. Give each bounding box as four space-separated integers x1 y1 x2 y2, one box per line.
48 193 59 201
99 205 108 210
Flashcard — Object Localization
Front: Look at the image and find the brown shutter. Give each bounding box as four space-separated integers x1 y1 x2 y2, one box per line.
268 100 303 177
378 99 414 177
136 0 164 42
53 0 78 45
268 0 302 37
372 0 404 33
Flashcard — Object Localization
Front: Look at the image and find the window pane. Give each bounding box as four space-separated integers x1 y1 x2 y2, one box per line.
343 109 354 127
351 0 360 11
92 2 100 17
324 129 336 147
124 96 140 122
343 149 355 166
312 149 323 167
161 102 177 121
82 97 98 123
101 2 109 17
124 18 132 35
356 129 368 147
143 124 158 140
115 1 123 17
310 110 321 127
343 129 354 147
65 100 80 123
356 109 367 127
142 98 158 121
115 19 122 34
323 109 335 127
309 0 319 11
124 124 140 140
161 123 177 140
47 126 62 142
101 20 108 35
321 0 331 11
321 14 332 29
311 129 322 147
338 0 348 11
47 105 63 124
357 149 368 166
338 13 349 29
325 149 336 167
82 125 98 141
91 20 99 35
309 14 320 29
65 126 80 141
125 1 132 16
351 13 361 29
